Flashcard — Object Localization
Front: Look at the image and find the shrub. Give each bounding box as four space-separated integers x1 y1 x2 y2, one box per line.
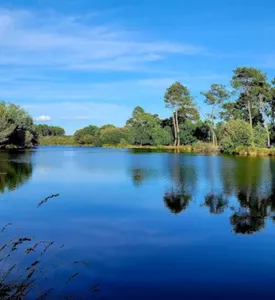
192 141 219 153
253 124 267 148
100 127 130 146
220 119 253 153
179 121 197 145
151 126 173 146
74 126 99 144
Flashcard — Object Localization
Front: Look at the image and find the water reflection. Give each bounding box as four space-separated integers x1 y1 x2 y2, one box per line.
130 154 275 235
0 151 32 193
164 189 191 214
203 193 229 215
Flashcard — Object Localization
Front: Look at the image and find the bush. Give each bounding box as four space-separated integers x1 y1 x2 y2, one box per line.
39 136 76 146
74 126 99 144
179 121 197 145
220 119 253 153
235 146 271 156
194 121 211 142
0 102 38 149
100 127 130 146
151 126 173 146
192 141 219 153
118 138 129 148
253 124 267 148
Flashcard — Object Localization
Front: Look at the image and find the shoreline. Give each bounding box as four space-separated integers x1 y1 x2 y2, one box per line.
37 143 275 157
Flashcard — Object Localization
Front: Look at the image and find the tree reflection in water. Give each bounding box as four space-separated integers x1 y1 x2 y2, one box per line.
0 151 32 193
130 153 275 235
164 188 191 214
203 193 229 215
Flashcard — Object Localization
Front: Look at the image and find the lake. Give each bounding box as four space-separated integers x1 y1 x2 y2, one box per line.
1 146 275 299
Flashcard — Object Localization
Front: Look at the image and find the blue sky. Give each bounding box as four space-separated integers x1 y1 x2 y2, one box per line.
1 0 275 134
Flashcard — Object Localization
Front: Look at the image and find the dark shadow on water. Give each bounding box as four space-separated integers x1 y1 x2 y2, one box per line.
0 151 32 193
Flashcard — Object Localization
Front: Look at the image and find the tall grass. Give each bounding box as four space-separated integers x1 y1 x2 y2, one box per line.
0 194 98 299
235 146 275 157
39 136 76 146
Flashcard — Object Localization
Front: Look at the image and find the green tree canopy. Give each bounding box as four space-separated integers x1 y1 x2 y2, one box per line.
74 125 99 145
201 84 231 146
164 82 197 146
231 67 267 130
126 106 172 146
100 127 130 145
220 119 253 153
0 102 37 149
35 124 65 137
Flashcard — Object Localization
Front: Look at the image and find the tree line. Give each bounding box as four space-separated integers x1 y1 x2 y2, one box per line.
34 124 65 137
45 66 275 153
3 66 275 153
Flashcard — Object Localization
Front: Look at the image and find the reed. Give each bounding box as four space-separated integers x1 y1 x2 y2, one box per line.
0 194 98 299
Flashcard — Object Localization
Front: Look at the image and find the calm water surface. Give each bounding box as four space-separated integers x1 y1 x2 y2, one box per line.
1 146 275 299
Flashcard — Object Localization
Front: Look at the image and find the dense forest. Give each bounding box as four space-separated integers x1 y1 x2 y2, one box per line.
2 66 275 154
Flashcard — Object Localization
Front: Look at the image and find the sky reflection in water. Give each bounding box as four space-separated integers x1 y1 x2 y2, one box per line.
1 147 275 299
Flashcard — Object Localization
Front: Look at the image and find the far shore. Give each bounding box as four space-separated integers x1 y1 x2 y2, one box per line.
37 142 275 157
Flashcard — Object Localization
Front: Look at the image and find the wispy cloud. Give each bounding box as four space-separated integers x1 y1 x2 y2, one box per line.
0 73 227 106
0 8 204 71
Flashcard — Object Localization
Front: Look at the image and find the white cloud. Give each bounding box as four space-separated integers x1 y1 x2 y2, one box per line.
0 8 205 70
33 115 52 122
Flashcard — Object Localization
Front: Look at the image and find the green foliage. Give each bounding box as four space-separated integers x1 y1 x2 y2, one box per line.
100 127 130 146
164 82 196 115
201 84 231 107
192 141 219 153
270 123 275 144
231 67 267 91
0 152 32 193
164 82 198 146
4 65 275 153
220 119 253 153
193 121 211 142
151 126 173 146
0 102 33 131
74 125 99 145
126 106 166 146
253 124 267 147
179 121 197 145
35 124 65 137
231 67 267 130
39 136 76 146
0 102 37 149
118 138 129 147
164 81 199 122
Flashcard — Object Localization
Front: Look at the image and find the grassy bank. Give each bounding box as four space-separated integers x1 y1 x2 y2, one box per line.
234 146 275 156
39 137 275 156
119 142 219 153
39 136 77 146
39 138 219 153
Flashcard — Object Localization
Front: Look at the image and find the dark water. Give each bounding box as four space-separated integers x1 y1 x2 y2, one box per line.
1 147 275 299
